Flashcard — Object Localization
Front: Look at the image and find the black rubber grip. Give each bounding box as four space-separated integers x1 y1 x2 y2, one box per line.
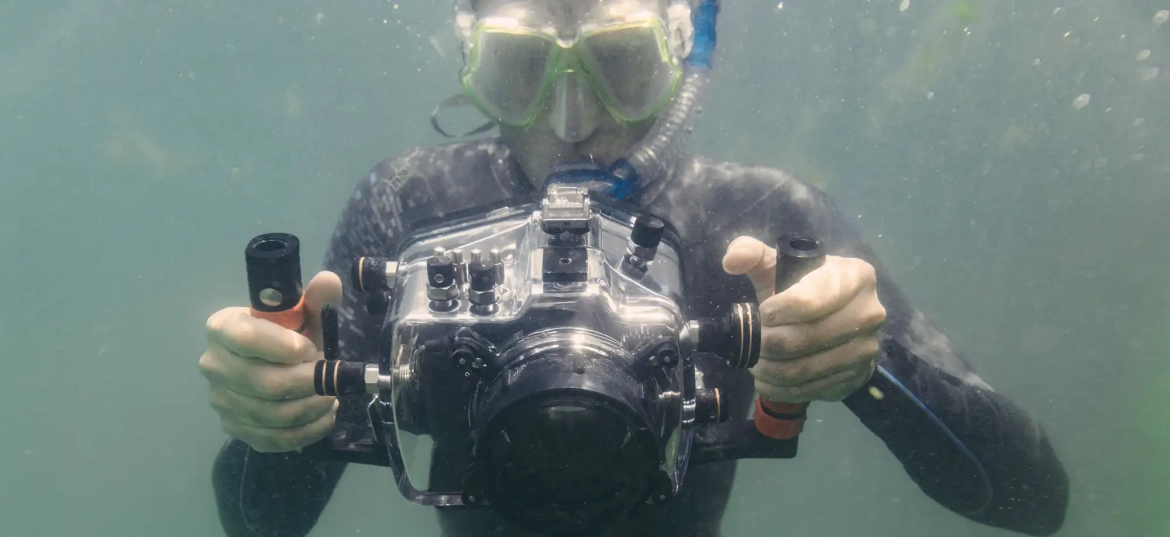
245 233 303 312
775 234 826 294
322 304 339 361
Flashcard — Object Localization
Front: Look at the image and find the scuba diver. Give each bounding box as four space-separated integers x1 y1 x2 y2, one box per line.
198 0 1070 536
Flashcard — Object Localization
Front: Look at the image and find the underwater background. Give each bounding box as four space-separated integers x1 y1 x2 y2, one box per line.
0 0 1166 535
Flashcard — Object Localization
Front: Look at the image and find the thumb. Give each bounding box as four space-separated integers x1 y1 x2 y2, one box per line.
302 270 343 351
722 236 777 303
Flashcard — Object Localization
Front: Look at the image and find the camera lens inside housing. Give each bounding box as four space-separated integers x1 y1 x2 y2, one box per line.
470 331 662 536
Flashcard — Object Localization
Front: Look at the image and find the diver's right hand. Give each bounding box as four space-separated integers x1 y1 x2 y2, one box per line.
199 271 343 453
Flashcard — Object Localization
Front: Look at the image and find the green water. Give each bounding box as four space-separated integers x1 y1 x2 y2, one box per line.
1 0 1167 535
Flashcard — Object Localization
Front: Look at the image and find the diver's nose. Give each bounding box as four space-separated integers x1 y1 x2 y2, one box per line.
548 73 604 143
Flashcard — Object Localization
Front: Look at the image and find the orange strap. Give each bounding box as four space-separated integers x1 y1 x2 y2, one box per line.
249 294 307 333
753 397 808 440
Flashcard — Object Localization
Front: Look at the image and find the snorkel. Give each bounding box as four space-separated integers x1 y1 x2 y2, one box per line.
545 0 719 201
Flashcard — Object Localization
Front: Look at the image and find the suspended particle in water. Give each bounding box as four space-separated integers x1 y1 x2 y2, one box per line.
1134 117 1145 126
1155 10 1169 26
1033 58 1042 65
1140 66 1160 81
1054 7 1062 14
1094 156 1108 169
1132 153 1146 162
868 386 885 400
1072 93 1091 109
900 0 910 12
777 2 784 10
927 91 934 100
1137 49 1151 61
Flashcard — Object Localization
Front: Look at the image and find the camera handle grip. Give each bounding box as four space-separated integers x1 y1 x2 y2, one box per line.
244 233 347 397
751 234 826 440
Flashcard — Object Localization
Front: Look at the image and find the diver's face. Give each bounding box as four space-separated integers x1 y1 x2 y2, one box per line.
474 0 670 184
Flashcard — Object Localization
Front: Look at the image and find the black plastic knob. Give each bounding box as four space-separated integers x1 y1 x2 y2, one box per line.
469 260 496 292
428 254 456 288
631 216 665 250
697 303 762 370
351 257 390 292
696 388 728 424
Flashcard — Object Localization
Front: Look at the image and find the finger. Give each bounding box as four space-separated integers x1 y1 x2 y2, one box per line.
221 401 338 453
759 256 878 327
759 292 886 359
751 334 880 387
722 236 777 302
200 346 320 400
302 271 343 350
755 366 869 404
206 307 319 365
209 386 336 428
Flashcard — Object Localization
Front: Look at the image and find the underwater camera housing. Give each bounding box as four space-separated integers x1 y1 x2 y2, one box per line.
251 185 825 536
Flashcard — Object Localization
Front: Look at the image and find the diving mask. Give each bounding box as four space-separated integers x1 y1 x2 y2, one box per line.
459 6 686 128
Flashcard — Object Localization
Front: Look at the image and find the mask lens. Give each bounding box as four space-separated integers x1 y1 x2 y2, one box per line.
579 25 679 122
463 30 556 125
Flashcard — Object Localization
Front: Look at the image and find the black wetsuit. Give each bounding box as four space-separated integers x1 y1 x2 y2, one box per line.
211 139 1069 537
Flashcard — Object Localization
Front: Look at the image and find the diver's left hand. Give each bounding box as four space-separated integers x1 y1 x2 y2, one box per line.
722 236 885 403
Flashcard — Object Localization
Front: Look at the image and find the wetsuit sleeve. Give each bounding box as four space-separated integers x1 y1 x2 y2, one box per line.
761 182 1069 536
211 161 412 537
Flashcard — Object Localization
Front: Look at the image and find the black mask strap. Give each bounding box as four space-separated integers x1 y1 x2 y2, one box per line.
430 93 496 138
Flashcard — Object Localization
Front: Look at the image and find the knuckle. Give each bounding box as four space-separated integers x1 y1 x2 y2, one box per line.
287 335 314 361
207 389 231 414
205 308 237 341
278 400 321 427
775 360 810 387
249 368 292 399
860 336 881 357
855 259 878 287
197 351 216 376
758 298 782 325
761 328 788 357
787 288 818 313
863 304 887 328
